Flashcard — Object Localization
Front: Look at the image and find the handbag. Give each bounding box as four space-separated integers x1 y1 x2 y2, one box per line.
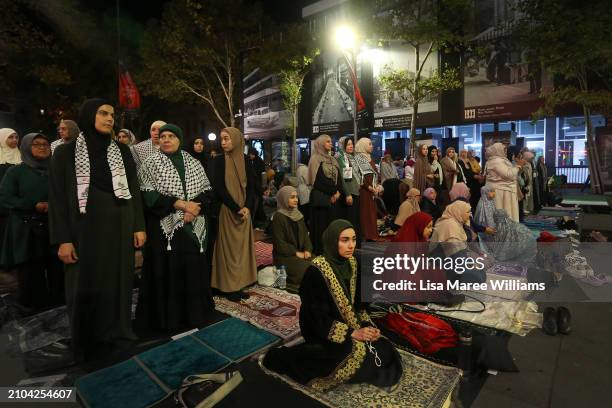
309 189 331 208
175 371 243 408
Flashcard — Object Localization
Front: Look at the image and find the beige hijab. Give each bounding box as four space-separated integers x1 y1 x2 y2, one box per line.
223 127 247 208
413 144 431 193
276 185 303 221
394 187 421 226
433 200 471 243
0 128 21 165
355 137 372 160
213 127 257 292
486 143 507 160
308 134 339 185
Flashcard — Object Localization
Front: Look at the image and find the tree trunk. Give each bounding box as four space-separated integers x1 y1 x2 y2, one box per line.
584 106 603 194
292 107 298 175
410 105 419 158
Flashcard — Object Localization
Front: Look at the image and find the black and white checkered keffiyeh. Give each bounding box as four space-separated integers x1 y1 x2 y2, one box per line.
138 150 211 252
75 132 132 214
354 153 377 186
131 139 156 171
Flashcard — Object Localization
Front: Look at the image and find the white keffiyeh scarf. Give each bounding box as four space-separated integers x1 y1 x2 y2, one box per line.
75 133 132 214
138 150 211 252
131 139 157 170
354 153 377 186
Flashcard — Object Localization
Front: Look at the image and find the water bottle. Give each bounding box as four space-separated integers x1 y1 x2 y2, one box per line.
278 265 287 289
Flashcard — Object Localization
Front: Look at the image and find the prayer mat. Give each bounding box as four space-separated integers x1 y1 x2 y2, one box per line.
258 349 462 408
214 286 301 341
76 318 278 408
255 241 273 267
486 262 528 278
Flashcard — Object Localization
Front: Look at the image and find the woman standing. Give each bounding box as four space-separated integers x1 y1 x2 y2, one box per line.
337 137 360 235
354 137 380 241
440 147 462 191
458 149 480 209
428 146 448 208
117 129 136 146
296 154 311 226
270 186 313 292
484 143 523 222
0 128 21 254
413 144 432 194
210 127 257 301
379 151 398 183
536 156 548 207
136 124 214 332
308 134 342 254
0 133 63 310
263 220 402 390
48 98 146 362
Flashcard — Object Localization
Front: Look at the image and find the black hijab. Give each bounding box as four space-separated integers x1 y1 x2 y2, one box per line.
78 98 114 192
322 219 355 294
188 137 206 166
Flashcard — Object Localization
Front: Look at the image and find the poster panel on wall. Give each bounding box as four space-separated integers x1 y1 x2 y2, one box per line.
463 0 551 122
311 48 367 136
372 40 439 130
243 68 290 139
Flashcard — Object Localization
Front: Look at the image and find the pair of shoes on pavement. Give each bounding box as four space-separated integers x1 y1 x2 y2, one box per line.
542 306 571 336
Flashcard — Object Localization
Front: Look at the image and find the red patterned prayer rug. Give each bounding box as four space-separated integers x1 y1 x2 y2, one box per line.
255 241 273 267
214 285 301 341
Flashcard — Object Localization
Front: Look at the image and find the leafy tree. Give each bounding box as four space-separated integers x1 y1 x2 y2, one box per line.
515 0 612 193
257 23 319 173
373 0 473 156
138 0 267 128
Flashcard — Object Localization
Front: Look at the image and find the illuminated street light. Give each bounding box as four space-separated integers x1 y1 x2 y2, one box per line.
208 132 217 141
335 26 355 51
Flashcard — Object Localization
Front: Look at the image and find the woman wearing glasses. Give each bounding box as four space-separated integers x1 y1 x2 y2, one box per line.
0 133 64 311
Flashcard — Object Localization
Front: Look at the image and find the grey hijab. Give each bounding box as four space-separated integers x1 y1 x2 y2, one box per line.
20 133 50 172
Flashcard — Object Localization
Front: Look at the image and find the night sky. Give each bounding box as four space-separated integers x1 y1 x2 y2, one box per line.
82 0 314 24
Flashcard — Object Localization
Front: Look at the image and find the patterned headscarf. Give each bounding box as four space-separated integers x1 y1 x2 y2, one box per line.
475 185 497 228
74 98 131 214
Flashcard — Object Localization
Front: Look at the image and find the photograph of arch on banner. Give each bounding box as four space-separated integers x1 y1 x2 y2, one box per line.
372 40 439 130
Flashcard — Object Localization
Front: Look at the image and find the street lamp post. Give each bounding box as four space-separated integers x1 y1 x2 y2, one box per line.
335 26 358 144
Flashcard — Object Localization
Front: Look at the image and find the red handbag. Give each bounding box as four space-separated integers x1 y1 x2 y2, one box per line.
384 311 458 354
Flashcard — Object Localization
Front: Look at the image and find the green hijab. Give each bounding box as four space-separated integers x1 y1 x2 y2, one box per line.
159 123 186 191
321 219 355 287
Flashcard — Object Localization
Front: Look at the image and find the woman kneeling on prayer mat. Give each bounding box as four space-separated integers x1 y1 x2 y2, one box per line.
262 219 402 391
270 185 313 293
136 123 215 333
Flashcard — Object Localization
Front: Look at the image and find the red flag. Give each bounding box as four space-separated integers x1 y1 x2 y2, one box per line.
348 66 366 112
118 65 141 111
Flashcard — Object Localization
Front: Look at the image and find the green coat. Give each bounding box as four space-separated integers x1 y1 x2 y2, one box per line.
0 164 49 266
270 212 313 292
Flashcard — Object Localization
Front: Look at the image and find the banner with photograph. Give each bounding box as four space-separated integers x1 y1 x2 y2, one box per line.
243 69 290 140
463 0 551 122
311 49 368 135
372 40 440 130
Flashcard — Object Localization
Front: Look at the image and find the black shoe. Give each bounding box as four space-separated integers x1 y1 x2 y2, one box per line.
542 307 558 336
237 290 250 300
557 306 572 335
